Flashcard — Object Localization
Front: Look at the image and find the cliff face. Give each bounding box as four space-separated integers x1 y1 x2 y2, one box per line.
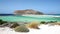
14 9 44 15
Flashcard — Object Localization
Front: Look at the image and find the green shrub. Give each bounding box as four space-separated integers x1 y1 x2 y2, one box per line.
0 19 7 25
48 21 57 23
50 21 54 23
0 19 2 25
40 21 46 24
14 25 29 32
0 19 2 22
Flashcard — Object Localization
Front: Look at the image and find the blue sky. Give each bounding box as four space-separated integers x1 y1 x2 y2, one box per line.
0 0 60 14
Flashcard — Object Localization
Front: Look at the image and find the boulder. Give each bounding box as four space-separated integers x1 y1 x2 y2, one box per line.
10 23 20 28
14 26 29 32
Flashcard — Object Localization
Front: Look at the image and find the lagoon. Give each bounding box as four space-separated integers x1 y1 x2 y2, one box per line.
0 15 60 22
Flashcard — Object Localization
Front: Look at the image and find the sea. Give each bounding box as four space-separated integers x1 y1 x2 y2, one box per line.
0 14 60 22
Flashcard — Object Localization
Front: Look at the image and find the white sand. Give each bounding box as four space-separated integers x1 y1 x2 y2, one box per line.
22 15 60 18
0 24 60 34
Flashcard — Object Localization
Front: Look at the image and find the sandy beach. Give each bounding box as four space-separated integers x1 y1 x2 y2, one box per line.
0 24 60 34
0 0 60 34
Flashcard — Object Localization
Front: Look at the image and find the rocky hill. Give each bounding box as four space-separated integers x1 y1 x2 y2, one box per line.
14 9 44 15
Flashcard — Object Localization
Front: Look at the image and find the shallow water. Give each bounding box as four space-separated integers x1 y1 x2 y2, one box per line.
0 15 60 22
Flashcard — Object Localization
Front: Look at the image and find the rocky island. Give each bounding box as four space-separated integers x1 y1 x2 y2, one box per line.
14 9 44 15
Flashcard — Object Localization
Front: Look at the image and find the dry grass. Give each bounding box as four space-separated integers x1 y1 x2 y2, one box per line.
26 21 40 29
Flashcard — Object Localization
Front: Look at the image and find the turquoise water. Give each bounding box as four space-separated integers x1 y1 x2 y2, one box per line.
0 15 60 22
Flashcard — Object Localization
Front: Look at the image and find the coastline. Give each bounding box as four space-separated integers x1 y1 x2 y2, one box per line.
0 14 60 34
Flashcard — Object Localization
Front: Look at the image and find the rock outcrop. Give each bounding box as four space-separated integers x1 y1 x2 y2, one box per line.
14 9 44 15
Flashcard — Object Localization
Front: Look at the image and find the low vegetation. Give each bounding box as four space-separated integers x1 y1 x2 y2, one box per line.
0 19 7 25
26 21 40 29
40 21 46 24
40 21 57 24
14 26 29 32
